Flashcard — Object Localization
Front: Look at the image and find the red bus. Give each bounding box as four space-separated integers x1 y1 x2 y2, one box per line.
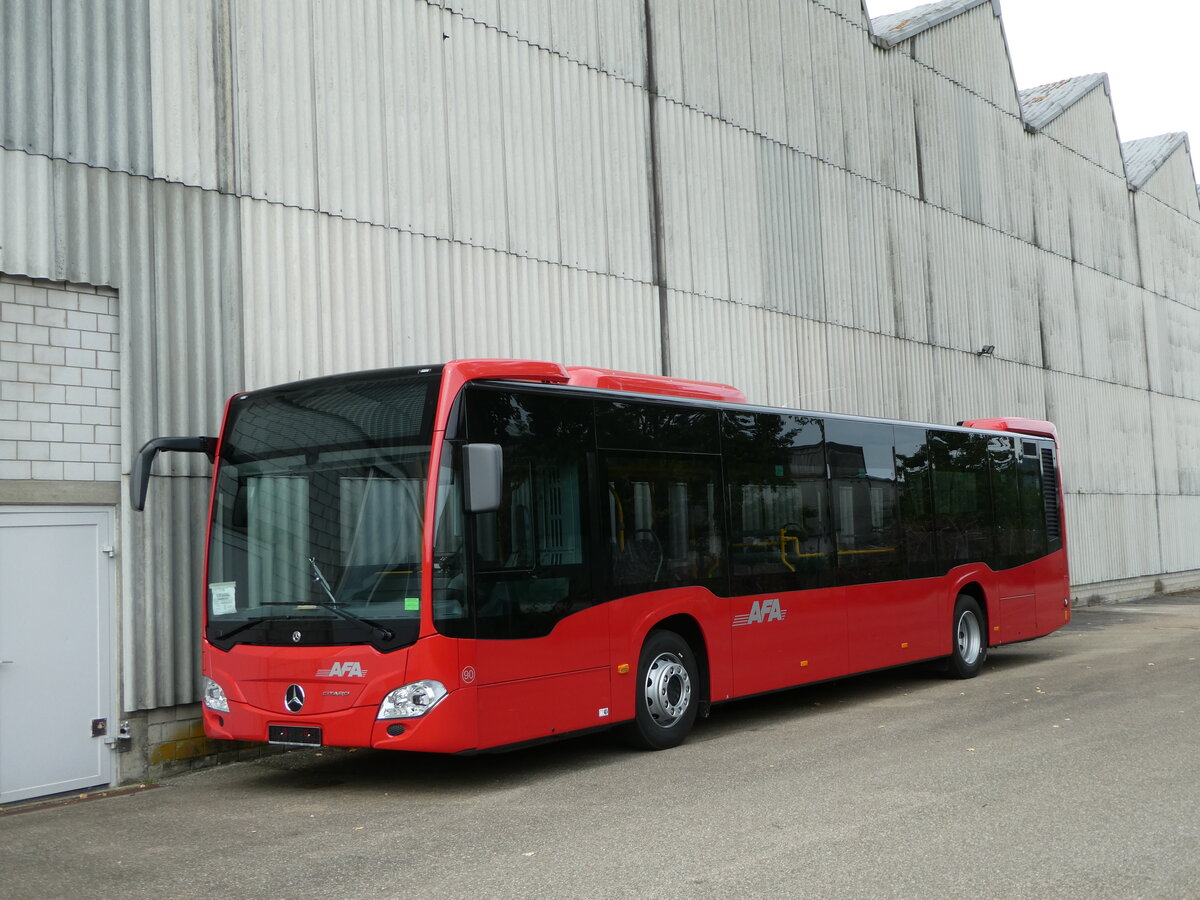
134 359 1069 752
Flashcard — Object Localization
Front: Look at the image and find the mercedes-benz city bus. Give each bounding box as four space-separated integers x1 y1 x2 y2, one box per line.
134 358 1069 752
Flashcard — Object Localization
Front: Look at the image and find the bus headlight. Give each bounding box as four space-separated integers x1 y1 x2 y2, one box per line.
377 680 447 719
203 676 230 713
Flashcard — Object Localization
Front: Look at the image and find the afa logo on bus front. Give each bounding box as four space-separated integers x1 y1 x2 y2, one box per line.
733 599 787 626
316 662 367 678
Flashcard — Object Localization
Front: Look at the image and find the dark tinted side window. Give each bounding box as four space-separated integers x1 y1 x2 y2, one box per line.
464 388 594 639
930 431 994 569
989 436 1023 569
603 451 725 595
722 412 834 593
895 426 939 578
596 401 719 453
827 419 901 584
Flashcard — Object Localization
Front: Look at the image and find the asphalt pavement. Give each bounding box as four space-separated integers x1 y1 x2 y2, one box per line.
2 595 1198 899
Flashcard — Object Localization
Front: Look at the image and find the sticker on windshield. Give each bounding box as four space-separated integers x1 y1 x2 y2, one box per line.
404 597 420 611
210 582 237 615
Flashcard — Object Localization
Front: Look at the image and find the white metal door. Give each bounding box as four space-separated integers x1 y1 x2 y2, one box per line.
0 507 115 804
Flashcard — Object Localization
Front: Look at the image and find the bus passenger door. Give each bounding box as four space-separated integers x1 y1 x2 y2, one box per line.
722 411 845 693
461 388 610 749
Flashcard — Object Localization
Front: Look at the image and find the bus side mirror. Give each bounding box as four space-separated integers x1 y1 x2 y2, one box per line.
463 443 503 514
131 436 218 511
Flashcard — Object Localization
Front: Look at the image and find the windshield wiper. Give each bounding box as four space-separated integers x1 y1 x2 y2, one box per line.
309 557 339 605
290 557 396 641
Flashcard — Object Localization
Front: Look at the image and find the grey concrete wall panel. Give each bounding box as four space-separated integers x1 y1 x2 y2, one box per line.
1069 493 1161 584
666 289 832 412
1123 133 1188 192
1019 75 1108 135
124 475 210 709
815 7 873 177
870 0 998 50
148 0 228 190
55 0 152 174
900 2 1019 116
311 0 395 226
238 199 384 390
823 0 869 28
676 0 722 116
1135 196 1200 311
1046 86 1128 180
433 0 645 85
1026 77 1127 177
746 0 786 145
239 192 660 390
230 1 321 209
0 151 57 277
879 46 923 196
1159 495 1200 573
0 0 154 176
0 0 54 156
1071 267 1149 390
1133 140 1200 220
778 0 821 160
1156 301 1200 400
714 0 755 132
1152 393 1200 498
381 0 455 238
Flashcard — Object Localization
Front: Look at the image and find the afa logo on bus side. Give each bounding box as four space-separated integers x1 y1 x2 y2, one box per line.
733 598 787 626
316 661 368 678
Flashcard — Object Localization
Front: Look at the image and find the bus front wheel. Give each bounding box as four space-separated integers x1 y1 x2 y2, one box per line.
623 630 699 750
947 594 987 678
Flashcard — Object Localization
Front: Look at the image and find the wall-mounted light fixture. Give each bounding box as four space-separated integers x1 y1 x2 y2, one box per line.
977 345 995 357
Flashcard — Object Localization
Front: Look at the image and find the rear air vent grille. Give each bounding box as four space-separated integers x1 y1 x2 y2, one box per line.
1041 448 1061 550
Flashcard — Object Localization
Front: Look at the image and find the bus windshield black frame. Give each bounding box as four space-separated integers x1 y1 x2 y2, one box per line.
206 368 441 652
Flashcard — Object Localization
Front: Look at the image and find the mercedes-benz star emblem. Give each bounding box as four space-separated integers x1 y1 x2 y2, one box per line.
285 684 305 712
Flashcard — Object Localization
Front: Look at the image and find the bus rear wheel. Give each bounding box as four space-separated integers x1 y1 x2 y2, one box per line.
947 594 987 678
623 630 699 750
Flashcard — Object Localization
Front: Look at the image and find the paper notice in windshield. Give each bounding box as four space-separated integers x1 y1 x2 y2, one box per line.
210 582 237 615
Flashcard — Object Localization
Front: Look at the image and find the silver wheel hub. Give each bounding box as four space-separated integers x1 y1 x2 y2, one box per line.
643 652 691 728
957 610 982 666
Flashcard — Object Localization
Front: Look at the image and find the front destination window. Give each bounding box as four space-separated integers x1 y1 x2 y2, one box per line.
206 370 440 652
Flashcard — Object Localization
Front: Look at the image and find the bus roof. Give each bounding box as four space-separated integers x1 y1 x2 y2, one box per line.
564 366 746 404
960 417 1059 442
233 360 1055 445
443 359 1059 443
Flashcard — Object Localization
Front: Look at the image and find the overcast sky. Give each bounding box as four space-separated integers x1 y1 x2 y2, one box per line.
863 0 1200 181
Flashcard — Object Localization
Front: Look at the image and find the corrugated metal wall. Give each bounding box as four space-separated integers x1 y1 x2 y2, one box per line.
2 0 1199 710
1041 87 1125 177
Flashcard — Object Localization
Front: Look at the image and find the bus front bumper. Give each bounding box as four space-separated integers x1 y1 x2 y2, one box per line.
202 686 478 754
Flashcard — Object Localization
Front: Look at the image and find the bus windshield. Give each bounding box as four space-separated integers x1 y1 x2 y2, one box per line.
206 370 440 652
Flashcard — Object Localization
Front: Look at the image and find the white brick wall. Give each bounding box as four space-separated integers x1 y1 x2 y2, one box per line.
0 276 120 482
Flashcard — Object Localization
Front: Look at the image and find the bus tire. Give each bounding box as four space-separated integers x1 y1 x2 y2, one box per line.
623 630 699 750
947 594 987 678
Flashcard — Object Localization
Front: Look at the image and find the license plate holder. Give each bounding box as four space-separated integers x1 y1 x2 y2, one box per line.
268 724 323 746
